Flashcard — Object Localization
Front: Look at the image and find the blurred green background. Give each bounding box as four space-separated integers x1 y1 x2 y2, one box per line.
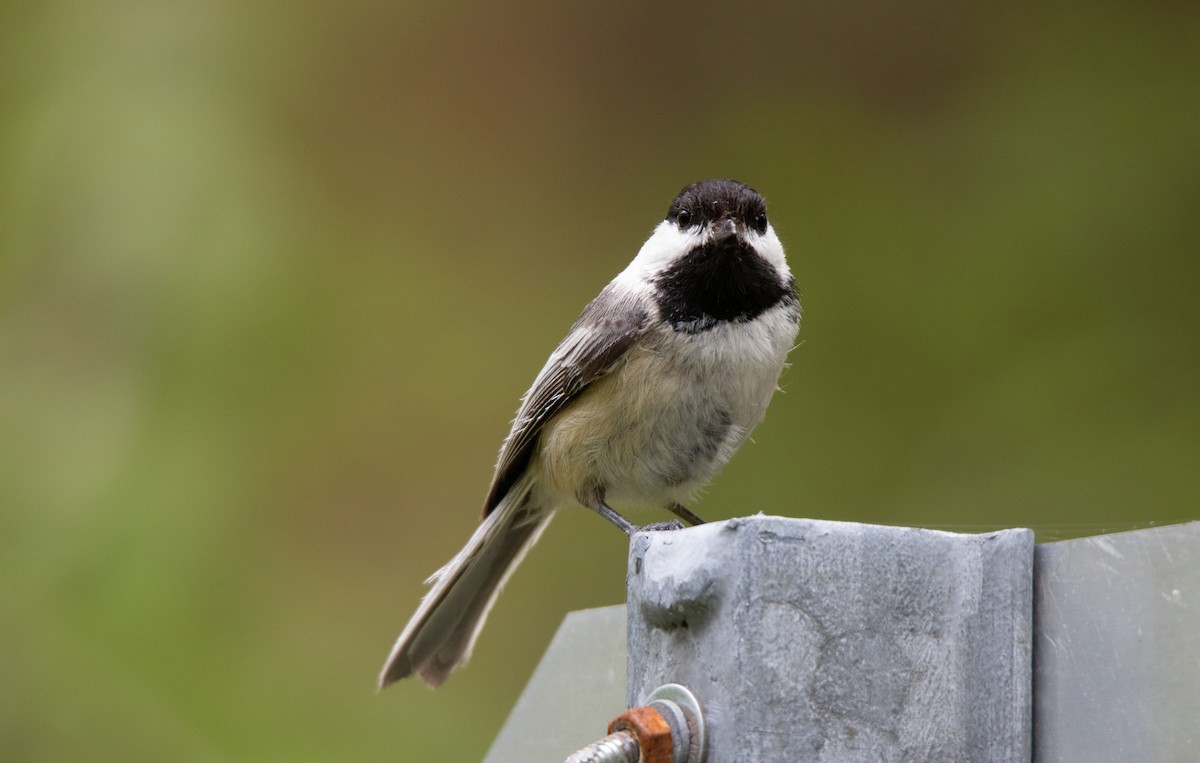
2 1 1197 760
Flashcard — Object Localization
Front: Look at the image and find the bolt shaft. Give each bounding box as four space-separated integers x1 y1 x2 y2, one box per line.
563 730 640 763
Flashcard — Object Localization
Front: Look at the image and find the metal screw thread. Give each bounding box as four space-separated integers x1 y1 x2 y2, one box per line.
563 730 640 763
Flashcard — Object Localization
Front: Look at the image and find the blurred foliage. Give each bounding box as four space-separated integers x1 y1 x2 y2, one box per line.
1 0 1197 759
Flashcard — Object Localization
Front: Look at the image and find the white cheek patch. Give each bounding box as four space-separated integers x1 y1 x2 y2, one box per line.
756 225 790 278
613 222 703 292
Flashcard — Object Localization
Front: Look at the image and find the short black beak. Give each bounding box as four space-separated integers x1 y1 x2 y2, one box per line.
712 218 738 244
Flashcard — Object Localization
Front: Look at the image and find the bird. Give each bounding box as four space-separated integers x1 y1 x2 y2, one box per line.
379 178 801 689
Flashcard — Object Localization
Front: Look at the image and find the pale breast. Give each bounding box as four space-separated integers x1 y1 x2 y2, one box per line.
534 300 798 509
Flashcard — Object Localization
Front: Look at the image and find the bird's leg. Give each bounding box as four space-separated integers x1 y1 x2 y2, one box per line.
582 497 639 536
581 491 686 536
666 502 706 526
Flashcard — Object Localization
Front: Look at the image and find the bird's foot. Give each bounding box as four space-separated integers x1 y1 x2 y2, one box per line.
637 520 686 532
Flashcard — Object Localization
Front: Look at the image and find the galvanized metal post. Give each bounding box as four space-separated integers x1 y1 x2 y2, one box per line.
626 515 1034 762
1033 521 1200 762
485 606 627 763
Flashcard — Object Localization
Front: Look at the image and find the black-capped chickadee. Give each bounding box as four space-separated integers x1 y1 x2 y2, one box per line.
379 179 801 688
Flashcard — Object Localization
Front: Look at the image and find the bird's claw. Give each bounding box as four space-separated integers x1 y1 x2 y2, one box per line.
638 519 686 532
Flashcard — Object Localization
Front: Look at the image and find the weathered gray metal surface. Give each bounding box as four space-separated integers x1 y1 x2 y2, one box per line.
627 515 1034 762
484 606 627 763
1034 521 1200 763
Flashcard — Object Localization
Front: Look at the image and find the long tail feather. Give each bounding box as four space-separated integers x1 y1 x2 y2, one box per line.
378 478 552 688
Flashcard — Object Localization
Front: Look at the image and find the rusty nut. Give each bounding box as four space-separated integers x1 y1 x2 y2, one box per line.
608 705 674 763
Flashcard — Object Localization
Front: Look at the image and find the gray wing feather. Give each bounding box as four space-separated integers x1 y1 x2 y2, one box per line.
482 286 651 516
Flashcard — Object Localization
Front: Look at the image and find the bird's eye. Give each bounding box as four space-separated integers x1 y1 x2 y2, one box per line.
753 213 768 234
676 208 692 227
